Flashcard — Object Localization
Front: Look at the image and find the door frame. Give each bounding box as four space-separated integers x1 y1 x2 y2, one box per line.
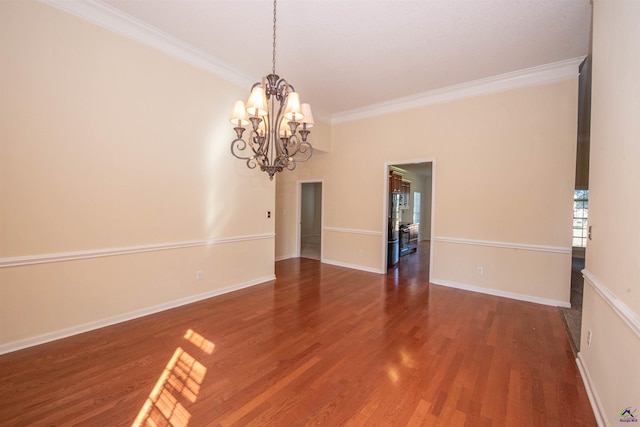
382 158 436 280
297 180 324 260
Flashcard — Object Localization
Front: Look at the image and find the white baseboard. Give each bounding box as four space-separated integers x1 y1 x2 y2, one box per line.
576 352 608 427
321 258 385 274
430 278 571 307
0 274 275 355
275 254 296 262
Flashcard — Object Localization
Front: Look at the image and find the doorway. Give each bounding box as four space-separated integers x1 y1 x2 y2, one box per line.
561 57 591 353
299 181 322 260
385 161 434 275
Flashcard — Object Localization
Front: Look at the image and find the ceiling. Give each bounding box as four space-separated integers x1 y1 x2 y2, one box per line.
395 163 433 177
98 0 592 117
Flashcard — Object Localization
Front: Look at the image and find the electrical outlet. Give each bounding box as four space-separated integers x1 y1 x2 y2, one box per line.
476 266 484 275
266 211 271 218
358 249 363 257
196 270 203 280
587 329 592 347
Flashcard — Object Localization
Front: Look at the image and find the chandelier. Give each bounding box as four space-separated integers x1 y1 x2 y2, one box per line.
229 0 314 180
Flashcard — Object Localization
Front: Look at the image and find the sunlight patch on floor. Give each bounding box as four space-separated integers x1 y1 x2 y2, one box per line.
132 330 213 427
184 329 215 354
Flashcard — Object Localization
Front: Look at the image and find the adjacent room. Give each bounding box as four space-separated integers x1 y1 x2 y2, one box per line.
1 0 638 425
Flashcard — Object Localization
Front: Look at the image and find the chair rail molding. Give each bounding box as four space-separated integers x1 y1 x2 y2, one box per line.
582 268 640 339
0 233 275 268
324 227 383 236
434 236 572 254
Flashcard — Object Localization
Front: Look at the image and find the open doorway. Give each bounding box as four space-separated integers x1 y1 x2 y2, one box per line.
561 57 591 354
385 161 434 275
299 181 322 260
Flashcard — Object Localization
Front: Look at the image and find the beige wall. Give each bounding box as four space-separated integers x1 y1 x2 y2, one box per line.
275 120 331 260
0 1 275 350
275 176 297 260
278 78 578 304
579 0 640 424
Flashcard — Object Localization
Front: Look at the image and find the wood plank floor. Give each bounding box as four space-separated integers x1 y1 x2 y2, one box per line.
0 243 596 426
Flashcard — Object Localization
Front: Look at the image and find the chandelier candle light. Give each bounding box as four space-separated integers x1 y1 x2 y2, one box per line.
229 0 314 180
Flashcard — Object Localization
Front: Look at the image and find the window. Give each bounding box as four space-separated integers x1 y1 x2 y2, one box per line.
412 192 421 225
573 190 589 248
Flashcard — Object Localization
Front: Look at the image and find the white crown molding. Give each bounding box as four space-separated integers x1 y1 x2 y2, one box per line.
38 1 584 125
324 227 383 236
434 236 572 254
0 233 275 268
582 268 640 339
39 0 256 89
39 0 338 121
332 56 587 124
431 278 571 308
0 274 275 355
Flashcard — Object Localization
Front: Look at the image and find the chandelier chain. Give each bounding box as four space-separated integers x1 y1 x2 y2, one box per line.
272 0 277 76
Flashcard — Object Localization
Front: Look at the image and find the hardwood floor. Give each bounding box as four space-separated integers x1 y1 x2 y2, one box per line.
0 243 596 426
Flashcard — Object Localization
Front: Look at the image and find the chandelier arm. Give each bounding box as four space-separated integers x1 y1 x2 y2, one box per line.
298 142 313 161
275 77 293 99
286 144 312 171
282 134 300 157
286 161 297 172
247 128 267 157
245 158 257 170
263 94 277 166
260 112 271 162
252 137 266 159
231 137 249 159
231 137 261 170
288 139 313 162
231 127 267 159
274 94 288 159
283 135 297 158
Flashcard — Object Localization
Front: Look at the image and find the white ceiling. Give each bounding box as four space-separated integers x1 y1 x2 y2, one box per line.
97 0 592 117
